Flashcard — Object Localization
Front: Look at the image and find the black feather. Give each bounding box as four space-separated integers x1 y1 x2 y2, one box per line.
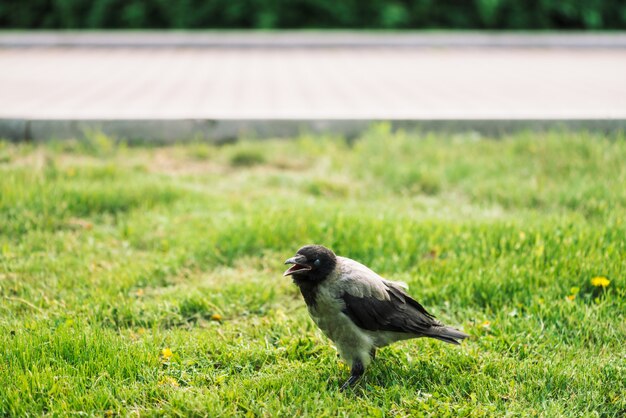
295 279 319 308
341 284 468 344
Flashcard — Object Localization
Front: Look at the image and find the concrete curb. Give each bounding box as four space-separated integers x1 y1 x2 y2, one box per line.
2 32 626 49
1 119 624 143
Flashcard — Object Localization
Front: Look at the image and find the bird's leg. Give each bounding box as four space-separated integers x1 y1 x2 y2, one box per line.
370 347 377 360
340 359 364 391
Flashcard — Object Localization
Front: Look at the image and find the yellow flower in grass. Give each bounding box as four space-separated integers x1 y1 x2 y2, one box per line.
158 376 179 387
591 277 610 288
161 347 173 361
567 287 579 301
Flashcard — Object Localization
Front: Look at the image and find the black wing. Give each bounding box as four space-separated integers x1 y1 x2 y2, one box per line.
341 284 438 333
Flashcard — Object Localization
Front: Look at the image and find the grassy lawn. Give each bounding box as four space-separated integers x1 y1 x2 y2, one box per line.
1 127 624 416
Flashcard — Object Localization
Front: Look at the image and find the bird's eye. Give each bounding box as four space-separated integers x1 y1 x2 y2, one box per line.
314 259 321 267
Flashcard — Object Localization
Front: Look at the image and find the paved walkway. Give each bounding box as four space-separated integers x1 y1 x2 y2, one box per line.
2 47 626 119
4 32 626 49
1 33 625 140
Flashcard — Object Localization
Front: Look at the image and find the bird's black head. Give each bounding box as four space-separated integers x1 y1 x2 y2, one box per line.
283 244 337 283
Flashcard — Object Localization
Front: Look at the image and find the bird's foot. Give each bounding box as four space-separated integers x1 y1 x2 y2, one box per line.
340 375 360 391
339 360 364 392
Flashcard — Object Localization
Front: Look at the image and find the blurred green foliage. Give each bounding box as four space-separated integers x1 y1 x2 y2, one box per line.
1 0 625 29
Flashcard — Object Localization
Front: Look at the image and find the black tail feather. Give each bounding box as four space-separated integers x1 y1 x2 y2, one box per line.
426 326 469 345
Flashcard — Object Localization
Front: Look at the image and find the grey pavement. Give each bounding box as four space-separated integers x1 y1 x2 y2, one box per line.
1 32 626 141
4 31 626 49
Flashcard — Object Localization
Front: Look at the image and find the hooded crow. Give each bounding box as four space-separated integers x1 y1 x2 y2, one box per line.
284 244 468 390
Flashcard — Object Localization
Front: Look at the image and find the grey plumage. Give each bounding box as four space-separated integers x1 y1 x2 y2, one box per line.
284 244 468 390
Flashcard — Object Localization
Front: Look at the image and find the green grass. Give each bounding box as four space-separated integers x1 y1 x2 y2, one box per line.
1 127 625 417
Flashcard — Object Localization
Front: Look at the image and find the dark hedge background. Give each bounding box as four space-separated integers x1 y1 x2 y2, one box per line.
1 0 625 29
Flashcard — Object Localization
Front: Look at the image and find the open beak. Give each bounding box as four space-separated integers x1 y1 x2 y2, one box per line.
283 254 311 276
